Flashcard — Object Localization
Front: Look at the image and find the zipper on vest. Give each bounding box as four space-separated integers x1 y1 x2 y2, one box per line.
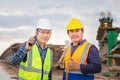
41 61 44 80
40 48 47 80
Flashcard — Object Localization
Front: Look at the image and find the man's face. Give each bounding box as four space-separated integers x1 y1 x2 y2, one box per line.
68 29 83 43
37 29 52 43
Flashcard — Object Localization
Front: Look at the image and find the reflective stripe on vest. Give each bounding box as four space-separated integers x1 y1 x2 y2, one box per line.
64 69 93 76
65 41 93 75
19 44 53 80
80 42 91 64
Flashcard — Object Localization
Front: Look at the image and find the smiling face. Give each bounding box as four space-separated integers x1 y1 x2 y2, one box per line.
68 29 83 45
36 29 52 44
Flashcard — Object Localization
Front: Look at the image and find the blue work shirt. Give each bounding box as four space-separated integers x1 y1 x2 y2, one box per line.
11 40 52 80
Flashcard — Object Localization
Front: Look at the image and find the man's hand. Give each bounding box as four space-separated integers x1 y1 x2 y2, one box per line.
68 57 80 71
25 36 35 51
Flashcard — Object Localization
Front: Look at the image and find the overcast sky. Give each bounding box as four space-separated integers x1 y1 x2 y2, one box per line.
0 0 120 54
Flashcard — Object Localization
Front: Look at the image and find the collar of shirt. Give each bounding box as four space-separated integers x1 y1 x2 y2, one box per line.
71 39 87 55
36 40 48 62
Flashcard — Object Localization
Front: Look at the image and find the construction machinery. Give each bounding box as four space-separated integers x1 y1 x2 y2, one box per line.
97 12 120 66
97 12 120 77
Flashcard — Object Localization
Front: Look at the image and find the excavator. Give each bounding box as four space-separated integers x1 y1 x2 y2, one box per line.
55 40 70 69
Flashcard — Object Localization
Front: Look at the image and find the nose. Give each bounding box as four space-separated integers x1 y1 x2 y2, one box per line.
72 31 77 36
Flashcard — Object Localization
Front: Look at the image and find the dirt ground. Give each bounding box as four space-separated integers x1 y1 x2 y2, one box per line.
0 60 18 80
0 60 120 80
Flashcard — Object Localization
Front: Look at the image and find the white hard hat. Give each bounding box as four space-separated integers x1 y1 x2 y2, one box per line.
36 18 52 30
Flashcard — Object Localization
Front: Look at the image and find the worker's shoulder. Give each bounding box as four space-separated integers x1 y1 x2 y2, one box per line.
88 44 99 53
86 41 98 50
48 48 53 53
87 41 96 47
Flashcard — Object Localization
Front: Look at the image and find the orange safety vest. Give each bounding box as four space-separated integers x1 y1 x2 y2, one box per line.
65 41 92 69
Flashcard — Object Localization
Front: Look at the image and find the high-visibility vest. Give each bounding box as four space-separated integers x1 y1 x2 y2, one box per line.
64 41 94 80
19 44 53 80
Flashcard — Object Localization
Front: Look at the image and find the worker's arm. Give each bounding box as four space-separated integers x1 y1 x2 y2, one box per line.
10 42 27 65
11 36 35 65
80 45 102 74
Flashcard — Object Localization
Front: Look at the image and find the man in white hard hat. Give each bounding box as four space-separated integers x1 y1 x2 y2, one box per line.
11 18 53 80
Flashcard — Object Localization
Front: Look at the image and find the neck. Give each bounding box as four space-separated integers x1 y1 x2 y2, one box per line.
73 42 79 46
39 42 46 49
73 39 83 46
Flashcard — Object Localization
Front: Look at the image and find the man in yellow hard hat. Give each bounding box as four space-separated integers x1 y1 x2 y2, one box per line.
11 18 53 80
63 18 101 80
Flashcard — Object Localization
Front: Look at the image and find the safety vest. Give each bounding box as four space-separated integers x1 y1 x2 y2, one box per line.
19 44 53 80
64 41 94 80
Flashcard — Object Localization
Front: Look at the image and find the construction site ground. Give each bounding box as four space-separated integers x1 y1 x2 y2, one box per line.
0 60 120 80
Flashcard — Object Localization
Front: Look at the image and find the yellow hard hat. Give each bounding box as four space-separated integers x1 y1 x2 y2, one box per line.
66 18 84 30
